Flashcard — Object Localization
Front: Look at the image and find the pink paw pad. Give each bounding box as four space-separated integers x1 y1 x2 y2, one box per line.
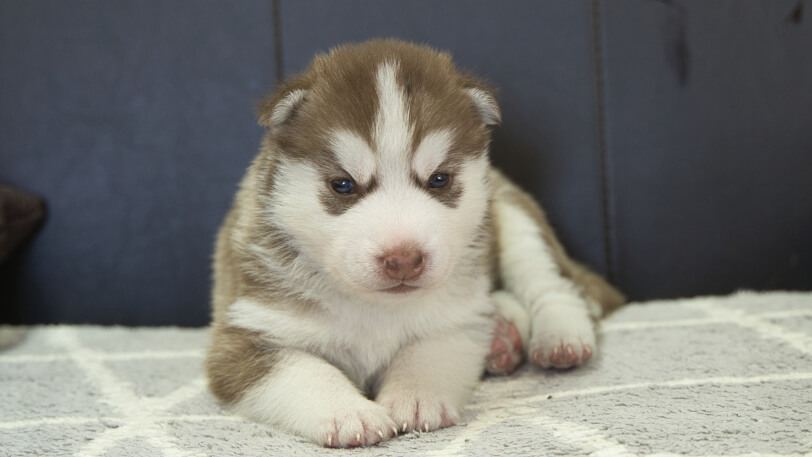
486 317 524 375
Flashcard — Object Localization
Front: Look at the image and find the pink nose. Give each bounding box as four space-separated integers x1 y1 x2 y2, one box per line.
381 247 425 281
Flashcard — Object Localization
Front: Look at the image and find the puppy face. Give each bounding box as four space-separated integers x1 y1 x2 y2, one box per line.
257 41 500 300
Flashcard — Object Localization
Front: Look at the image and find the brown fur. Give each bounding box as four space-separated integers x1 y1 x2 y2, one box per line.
259 40 492 155
318 176 381 216
206 324 280 404
412 171 464 208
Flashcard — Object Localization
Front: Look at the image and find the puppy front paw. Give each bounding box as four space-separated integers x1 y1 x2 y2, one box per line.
528 302 596 369
377 392 458 434
318 402 398 448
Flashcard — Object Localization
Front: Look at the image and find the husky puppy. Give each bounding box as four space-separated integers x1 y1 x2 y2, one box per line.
205 39 624 448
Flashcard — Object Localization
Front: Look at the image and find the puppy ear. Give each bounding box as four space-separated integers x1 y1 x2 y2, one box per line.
257 86 308 131
257 55 326 131
461 77 501 126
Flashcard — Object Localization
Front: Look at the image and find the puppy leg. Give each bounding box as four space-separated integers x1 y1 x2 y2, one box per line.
492 194 597 370
206 325 396 448
375 326 490 433
486 291 529 375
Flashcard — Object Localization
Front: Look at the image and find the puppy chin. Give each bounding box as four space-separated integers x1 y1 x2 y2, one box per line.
372 280 436 300
336 274 437 303
378 283 422 295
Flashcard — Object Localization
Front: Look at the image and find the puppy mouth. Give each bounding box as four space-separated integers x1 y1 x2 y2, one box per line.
380 283 420 294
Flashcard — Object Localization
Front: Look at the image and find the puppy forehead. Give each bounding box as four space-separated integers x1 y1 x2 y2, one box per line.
322 61 416 182
308 50 470 137
325 61 409 178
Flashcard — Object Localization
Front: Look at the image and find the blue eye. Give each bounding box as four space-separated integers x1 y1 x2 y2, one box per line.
330 178 355 195
429 173 450 189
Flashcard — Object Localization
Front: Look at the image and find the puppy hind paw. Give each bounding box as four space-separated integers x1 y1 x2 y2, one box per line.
530 342 593 369
528 300 597 370
485 316 524 375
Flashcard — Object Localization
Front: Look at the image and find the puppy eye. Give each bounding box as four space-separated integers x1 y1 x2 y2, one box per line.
428 173 450 189
330 178 355 195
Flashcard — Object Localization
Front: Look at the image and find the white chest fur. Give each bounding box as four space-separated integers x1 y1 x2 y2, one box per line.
227 276 492 389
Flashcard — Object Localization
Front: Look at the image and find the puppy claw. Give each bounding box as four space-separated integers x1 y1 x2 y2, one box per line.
565 344 579 365
318 402 396 447
379 393 458 437
550 346 562 365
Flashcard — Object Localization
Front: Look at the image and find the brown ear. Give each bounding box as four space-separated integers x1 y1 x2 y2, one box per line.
461 76 501 126
257 55 327 131
256 85 308 131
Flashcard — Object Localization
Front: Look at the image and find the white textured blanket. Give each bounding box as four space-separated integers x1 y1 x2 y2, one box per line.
1 291 811 457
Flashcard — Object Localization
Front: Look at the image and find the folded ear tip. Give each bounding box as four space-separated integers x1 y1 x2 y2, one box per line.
258 88 307 130
464 87 501 126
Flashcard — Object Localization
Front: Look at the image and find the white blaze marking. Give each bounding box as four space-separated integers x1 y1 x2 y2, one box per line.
373 61 412 177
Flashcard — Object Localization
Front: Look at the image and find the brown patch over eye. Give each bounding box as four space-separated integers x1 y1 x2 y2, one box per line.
414 171 462 208
320 175 378 216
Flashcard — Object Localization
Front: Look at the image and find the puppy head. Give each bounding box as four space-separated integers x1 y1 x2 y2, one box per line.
257 40 500 300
